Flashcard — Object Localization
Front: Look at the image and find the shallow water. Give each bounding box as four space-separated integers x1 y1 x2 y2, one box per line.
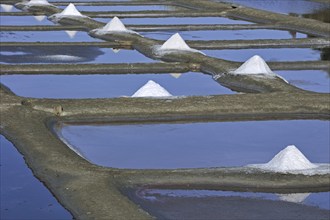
97 17 253 25
58 5 182 12
278 70 330 93
59 120 329 169
125 188 330 220
0 15 54 26
140 29 307 40
0 135 72 220
204 48 321 62
217 0 329 16
0 31 102 42
138 189 330 210
0 47 155 64
0 72 233 98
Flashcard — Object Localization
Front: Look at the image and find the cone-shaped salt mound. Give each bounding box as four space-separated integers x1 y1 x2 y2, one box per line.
29 0 50 4
103 17 127 32
160 33 191 51
60 3 83 16
233 55 274 75
132 80 172 97
256 145 318 172
91 17 139 35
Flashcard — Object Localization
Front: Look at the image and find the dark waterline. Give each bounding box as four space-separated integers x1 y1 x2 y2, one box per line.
0 135 72 220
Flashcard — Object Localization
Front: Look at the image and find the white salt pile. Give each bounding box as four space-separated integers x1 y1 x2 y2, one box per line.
49 3 87 23
231 55 288 83
58 3 84 17
1 4 14 12
247 145 325 174
157 33 204 55
132 80 172 97
27 0 51 5
19 0 53 10
277 193 310 203
91 17 139 35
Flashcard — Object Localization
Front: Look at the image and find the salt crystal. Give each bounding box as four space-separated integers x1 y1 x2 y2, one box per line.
132 80 172 97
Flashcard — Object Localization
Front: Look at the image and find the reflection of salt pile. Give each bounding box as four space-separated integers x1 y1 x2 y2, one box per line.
249 145 318 173
170 73 182 79
34 15 46 21
132 80 172 97
231 55 288 83
157 33 204 55
65 30 78 39
91 17 139 35
277 193 310 203
1 4 14 12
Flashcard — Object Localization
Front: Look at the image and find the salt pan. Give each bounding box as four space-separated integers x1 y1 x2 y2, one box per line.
132 80 172 97
157 33 204 55
231 55 288 83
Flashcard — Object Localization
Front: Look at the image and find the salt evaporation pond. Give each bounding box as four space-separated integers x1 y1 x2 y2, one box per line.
203 48 321 62
59 120 329 169
278 70 329 93
97 17 253 25
140 29 307 40
218 0 330 17
124 188 330 220
0 73 233 98
0 15 54 25
0 135 72 220
58 5 182 12
0 47 156 64
0 31 102 42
